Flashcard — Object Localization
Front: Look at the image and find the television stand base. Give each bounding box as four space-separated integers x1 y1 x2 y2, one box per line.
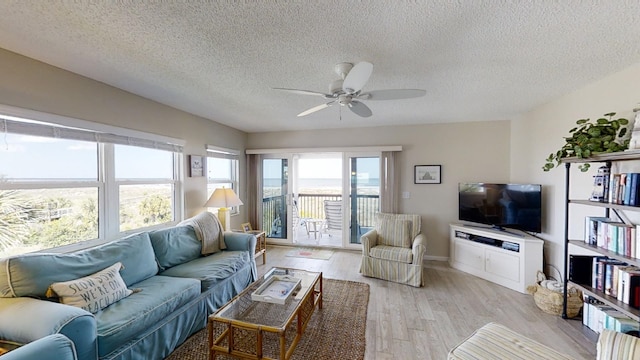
449 223 543 294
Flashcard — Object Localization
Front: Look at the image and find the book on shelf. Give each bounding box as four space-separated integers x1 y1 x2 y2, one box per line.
583 217 639 258
608 172 640 206
595 258 625 293
630 173 640 206
618 268 640 307
585 216 609 246
569 255 593 285
611 173 622 204
604 261 627 296
624 173 631 205
592 256 609 290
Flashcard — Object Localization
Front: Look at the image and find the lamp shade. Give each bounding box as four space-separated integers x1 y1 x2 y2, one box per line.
204 187 243 208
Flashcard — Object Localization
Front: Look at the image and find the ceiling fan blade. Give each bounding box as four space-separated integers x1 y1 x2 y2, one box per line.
343 61 373 94
360 89 426 100
297 101 336 117
272 87 332 98
348 101 372 118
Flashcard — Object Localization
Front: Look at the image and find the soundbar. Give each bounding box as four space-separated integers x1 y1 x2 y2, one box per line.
454 230 520 252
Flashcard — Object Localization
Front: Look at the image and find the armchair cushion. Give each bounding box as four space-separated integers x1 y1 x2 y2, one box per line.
369 245 413 263
376 214 411 248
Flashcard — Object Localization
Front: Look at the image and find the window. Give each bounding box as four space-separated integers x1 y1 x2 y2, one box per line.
206 146 240 214
115 145 176 231
0 111 183 258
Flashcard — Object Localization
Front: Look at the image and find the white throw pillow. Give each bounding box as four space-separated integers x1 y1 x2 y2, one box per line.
46 262 133 313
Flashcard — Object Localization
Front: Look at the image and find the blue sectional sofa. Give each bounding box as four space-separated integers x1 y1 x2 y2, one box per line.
2 334 78 360
0 225 257 360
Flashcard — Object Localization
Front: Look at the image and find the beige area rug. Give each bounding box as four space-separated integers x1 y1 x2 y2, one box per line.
285 247 334 260
165 278 369 360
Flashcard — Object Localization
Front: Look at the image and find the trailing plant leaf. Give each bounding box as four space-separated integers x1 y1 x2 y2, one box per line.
542 112 631 172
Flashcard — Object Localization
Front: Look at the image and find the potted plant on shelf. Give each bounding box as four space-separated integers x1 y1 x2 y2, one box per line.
542 112 630 172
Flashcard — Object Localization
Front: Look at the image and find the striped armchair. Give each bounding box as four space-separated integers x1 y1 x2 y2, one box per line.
359 213 426 287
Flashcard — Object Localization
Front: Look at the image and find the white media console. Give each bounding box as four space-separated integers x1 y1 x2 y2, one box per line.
449 224 544 294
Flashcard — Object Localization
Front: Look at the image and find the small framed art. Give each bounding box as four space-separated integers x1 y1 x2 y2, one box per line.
414 165 441 184
240 222 252 232
188 155 204 177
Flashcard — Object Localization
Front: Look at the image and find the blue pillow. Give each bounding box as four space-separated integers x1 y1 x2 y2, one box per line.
0 232 158 298
149 226 202 270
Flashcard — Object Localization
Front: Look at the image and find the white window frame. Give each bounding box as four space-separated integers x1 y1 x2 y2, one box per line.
206 145 240 215
0 105 184 253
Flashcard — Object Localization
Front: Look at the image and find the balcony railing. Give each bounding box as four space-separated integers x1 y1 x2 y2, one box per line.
261 193 379 236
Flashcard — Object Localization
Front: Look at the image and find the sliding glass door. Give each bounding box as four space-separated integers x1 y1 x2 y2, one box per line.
347 154 380 247
259 152 381 249
261 157 289 240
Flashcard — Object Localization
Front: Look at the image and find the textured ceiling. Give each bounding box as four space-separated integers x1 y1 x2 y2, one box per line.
0 1 639 133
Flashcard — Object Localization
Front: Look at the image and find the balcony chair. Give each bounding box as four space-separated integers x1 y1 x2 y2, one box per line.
292 201 309 237
323 200 342 237
360 213 426 287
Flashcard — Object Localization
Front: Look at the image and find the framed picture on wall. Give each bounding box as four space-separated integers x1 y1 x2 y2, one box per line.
414 165 441 184
189 155 204 177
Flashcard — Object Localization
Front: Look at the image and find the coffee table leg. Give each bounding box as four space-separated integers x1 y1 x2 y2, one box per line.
319 273 323 309
279 331 286 359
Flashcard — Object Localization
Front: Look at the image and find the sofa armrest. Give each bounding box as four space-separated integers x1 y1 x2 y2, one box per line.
2 334 77 360
360 229 378 256
0 298 97 360
411 233 426 265
223 231 257 253
223 231 258 280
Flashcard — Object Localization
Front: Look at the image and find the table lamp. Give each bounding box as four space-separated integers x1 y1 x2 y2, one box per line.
204 187 243 231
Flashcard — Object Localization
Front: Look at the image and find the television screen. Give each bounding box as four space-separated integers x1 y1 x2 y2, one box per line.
458 183 542 233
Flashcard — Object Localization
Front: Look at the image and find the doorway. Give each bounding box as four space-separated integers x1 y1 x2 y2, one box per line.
260 152 380 249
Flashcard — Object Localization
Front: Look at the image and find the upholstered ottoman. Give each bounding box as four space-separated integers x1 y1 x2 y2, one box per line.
448 322 573 360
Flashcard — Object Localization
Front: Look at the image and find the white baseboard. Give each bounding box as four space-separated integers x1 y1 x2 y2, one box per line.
424 255 448 262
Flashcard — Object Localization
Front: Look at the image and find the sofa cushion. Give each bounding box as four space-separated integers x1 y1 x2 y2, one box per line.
0 232 158 298
47 262 133 313
369 245 413 263
159 251 250 292
376 214 412 248
149 226 202 270
95 275 200 358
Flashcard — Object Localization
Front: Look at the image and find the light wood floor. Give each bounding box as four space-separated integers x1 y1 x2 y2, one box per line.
259 245 596 360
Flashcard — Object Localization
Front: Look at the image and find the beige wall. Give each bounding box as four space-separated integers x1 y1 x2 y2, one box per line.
5 42 638 264
0 48 249 227
248 121 511 259
511 62 640 271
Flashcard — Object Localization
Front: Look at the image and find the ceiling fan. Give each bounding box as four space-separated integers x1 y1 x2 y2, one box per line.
273 61 426 118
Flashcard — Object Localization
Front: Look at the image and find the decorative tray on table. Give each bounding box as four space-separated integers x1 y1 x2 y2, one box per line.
251 275 302 305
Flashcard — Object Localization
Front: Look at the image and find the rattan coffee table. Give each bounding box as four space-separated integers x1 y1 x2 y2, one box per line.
208 267 323 360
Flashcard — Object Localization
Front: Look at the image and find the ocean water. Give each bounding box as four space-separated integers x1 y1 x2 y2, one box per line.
264 178 380 188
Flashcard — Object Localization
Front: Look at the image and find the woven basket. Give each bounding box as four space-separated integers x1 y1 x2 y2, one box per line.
527 270 583 318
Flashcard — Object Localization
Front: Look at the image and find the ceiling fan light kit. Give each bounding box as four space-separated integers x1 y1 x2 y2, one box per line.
273 61 426 118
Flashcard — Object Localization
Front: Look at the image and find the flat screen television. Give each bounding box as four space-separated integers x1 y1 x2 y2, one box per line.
459 183 542 233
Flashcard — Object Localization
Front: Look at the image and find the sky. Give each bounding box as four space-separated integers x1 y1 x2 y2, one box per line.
263 156 380 179
0 134 172 180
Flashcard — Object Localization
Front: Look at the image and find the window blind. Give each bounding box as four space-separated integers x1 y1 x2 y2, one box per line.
206 144 239 159
1 117 183 153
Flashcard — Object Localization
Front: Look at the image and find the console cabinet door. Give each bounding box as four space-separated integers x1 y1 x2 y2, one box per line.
453 239 484 271
485 248 520 282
